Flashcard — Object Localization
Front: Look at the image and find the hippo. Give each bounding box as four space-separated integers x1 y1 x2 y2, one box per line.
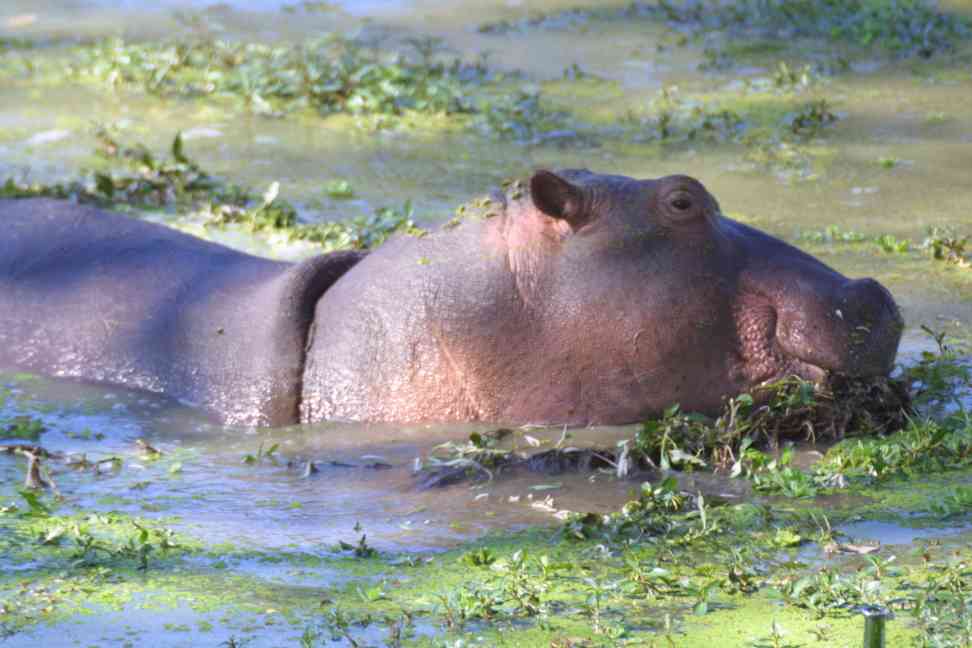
0 170 902 427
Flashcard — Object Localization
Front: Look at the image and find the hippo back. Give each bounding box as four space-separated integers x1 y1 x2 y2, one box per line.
0 199 362 426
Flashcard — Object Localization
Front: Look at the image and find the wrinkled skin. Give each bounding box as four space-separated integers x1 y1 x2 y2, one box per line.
0 170 902 427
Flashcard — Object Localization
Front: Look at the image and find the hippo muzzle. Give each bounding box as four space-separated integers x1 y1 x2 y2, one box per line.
774 276 903 379
733 221 903 387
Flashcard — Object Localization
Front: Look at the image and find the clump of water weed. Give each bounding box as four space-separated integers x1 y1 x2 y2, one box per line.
477 6 625 34
923 226 971 268
622 85 746 144
655 0 969 58
811 390 971 488
0 127 241 209
476 0 968 58
620 88 840 179
0 129 424 253
414 428 519 488
295 201 425 251
785 98 838 138
900 325 970 412
417 369 914 490
801 224 972 263
12 34 561 138
0 416 45 442
798 224 869 244
633 372 911 472
92 126 244 208
337 522 378 559
4 503 184 571
560 476 716 543
770 61 818 91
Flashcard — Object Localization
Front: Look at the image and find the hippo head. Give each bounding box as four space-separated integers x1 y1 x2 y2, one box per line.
503 169 904 420
301 168 904 426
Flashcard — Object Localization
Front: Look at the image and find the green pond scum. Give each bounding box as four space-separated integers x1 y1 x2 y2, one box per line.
2 0 972 645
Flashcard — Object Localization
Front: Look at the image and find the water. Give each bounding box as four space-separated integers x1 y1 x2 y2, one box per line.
0 372 645 551
838 519 972 546
2 1 972 644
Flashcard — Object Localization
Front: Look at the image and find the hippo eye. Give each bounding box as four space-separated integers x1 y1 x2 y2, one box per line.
667 190 695 215
671 195 692 211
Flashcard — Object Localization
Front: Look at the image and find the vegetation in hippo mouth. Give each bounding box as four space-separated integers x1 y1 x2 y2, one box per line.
416 327 966 499
417 370 914 489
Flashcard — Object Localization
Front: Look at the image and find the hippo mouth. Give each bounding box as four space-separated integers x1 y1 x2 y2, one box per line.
732 296 828 387
732 276 903 393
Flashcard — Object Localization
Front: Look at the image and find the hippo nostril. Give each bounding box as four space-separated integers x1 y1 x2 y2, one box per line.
838 278 903 375
841 279 891 317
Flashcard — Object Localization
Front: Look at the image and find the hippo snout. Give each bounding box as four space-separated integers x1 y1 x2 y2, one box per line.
769 272 902 383
836 277 903 376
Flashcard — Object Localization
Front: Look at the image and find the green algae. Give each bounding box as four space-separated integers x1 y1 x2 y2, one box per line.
479 0 971 58
0 33 562 142
3 440 972 646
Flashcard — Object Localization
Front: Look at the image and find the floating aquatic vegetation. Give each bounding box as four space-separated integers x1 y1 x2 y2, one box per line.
622 85 747 144
799 224 870 244
70 36 476 118
0 416 45 442
414 368 914 494
924 226 971 268
800 224 972 263
0 128 239 208
0 129 425 253
2 34 564 139
785 98 838 138
655 0 969 57
477 0 969 58
634 372 911 472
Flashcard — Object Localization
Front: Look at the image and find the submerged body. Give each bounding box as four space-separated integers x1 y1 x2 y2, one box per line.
0 170 902 426
0 199 362 427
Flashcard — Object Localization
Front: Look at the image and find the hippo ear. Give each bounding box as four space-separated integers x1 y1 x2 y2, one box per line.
530 170 586 229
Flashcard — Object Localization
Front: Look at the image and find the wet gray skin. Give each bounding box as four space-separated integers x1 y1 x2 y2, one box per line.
0 198 364 427
0 171 901 427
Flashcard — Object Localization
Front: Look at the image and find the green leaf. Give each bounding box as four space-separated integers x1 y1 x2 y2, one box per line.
94 173 115 198
17 489 50 517
171 132 188 164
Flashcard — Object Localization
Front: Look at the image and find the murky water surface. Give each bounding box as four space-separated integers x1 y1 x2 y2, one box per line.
0 372 647 551
2 0 972 645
